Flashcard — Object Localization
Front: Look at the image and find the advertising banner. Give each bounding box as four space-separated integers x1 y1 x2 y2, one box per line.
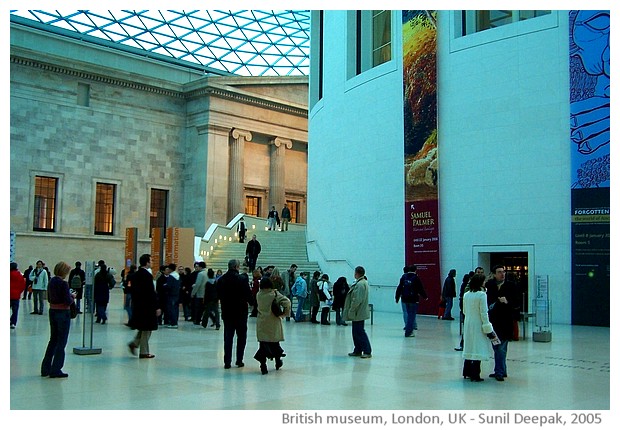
402 10 440 314
569 10 610 326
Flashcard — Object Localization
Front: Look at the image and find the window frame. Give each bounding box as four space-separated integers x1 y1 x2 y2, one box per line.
149 187 169 238
94 181 116 235
32 175 59 232
245 195 261 217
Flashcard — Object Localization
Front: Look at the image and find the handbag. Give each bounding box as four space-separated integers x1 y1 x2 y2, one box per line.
271 292 285 317
70 301 78 319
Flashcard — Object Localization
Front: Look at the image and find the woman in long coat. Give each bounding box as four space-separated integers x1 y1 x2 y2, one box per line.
128 258 160 358
462 273 497 381
254 277 291 374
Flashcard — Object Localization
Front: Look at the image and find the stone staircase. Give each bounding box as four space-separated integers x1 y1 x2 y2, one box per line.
201 218 321 275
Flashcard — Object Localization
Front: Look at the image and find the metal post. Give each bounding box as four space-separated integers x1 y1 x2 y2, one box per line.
73 260 102 355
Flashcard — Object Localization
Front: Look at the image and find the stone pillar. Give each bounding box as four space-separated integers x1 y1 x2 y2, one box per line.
270 137 292 210
229 128 252 218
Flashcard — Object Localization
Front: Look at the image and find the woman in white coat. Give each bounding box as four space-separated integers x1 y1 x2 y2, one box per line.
462 273 498 382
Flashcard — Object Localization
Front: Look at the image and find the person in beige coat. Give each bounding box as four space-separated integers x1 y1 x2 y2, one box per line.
253 277 291 374
343 266 372 358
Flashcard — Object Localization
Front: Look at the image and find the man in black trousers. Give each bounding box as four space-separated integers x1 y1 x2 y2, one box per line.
217 259 253 369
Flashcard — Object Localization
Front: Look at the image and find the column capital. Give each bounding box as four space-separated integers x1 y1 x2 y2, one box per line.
271 137 293 149
231 128 252 141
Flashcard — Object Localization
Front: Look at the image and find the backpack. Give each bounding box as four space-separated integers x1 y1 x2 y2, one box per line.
318 281 328 301
70 274 82 290
401 275 416 301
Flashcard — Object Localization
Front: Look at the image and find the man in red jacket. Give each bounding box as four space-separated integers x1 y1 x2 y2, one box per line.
10 262 26 328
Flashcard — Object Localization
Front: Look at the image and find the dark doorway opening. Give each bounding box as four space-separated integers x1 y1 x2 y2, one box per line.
490 252 529 314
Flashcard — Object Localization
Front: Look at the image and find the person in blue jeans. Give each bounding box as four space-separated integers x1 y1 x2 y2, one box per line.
395 265 428 337
343 266 372 358
292 272 308 322
485 265 520 381
41 261 75 378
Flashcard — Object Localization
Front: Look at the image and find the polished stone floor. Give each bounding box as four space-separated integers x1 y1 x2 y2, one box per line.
9 289 610 417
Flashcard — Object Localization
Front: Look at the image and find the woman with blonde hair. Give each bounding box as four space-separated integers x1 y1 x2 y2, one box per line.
41 261 75 378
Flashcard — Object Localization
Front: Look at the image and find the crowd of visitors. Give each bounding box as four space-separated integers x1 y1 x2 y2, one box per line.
11 247 519 380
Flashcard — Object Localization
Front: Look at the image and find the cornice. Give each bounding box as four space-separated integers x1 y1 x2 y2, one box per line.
11 54 308 117
11 55 185 99
186 86 308 118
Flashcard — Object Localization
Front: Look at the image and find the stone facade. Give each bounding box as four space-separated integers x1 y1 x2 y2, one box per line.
10 23 308 271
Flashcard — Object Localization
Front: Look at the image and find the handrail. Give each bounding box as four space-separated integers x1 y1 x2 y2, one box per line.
306 239 355 272
196 213 308 262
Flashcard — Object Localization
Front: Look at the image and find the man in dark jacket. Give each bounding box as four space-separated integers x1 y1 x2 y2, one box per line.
128 254 161 359
217 259 252 369
485 265 520 381
245 234 261 271
442 269 457 320
395 265 428 337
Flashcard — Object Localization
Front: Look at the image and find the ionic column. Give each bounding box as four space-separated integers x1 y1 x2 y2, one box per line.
229 128 252 218
270 137 292 210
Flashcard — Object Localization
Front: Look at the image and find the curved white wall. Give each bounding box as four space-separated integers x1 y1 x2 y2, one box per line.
309 11 572 322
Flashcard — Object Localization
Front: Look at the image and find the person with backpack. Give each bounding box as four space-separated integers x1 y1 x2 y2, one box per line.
68 262 85 314
395 265 428 337
318 274 332 325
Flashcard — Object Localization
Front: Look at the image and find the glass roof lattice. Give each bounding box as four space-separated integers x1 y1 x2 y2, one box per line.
10 10 310 76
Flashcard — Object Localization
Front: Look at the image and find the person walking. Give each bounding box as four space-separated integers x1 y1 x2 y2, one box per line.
267 206 280 231
191 262 208 325
202 268 220 329
253 277 291 374
245 234 261 272
40 261 75 378
442 269 457 320
93 262 116 324
462 273 499 382
280 204 291 231
29 260 49 315
128 254 161 359
343 266 372 358
217 259 253 369
395 265 428 337
237 217 247 243
10 262 26 329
